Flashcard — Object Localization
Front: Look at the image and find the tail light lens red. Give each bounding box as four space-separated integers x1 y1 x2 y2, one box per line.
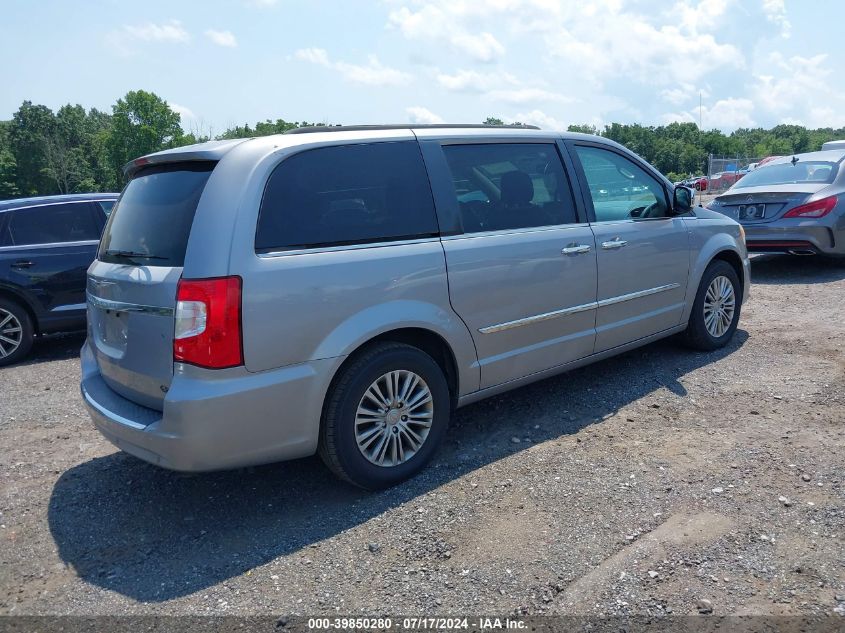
783 196 838 219
174 276 243 369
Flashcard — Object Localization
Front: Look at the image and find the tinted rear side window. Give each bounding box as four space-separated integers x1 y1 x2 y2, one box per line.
255 141 438 252
99 162 214 266
7 202 100 246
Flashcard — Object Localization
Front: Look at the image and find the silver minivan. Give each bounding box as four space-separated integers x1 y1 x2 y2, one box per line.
81 125 749 489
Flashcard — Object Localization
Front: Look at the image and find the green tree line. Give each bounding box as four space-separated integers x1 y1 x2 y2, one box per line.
563 121 845 182
0 90 327 200
2 91 844 200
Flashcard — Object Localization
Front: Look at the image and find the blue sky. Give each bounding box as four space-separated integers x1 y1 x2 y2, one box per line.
2 0 843 134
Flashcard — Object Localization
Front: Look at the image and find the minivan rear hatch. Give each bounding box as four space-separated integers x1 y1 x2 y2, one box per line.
87 162 215 410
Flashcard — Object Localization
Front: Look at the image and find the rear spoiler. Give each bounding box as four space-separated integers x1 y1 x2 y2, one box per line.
123 138 249 179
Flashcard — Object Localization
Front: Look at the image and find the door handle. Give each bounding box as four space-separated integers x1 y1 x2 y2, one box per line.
561 244 592 255
601 238 628 250
11 260 34 269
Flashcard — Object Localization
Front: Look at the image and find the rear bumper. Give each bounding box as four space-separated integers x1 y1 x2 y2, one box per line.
743 222 843 256
80 340 342 471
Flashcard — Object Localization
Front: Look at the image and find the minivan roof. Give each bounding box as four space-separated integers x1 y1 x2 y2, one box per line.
0 192 119 212
123 127 628 178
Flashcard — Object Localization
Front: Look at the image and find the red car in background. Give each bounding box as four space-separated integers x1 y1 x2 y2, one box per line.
708 170 746 191
688 175 709 191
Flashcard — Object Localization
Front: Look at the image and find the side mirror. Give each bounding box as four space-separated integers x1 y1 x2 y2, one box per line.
673 186 692 214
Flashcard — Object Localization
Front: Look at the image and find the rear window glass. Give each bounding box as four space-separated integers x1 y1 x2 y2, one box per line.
734 160 839 188
7 202 100 246
99 162 215 266
255 141 438 252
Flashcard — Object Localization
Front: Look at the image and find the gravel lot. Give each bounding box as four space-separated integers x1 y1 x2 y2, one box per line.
1 255 843 618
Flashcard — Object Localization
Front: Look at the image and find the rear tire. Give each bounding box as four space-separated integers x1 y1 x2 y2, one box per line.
0 298 34 367
318 342 450 490
683 260 741 351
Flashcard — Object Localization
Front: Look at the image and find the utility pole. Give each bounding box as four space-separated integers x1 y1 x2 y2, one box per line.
699 92 703 132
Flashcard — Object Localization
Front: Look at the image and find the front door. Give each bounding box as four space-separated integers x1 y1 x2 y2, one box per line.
427 140 598 389
569 142 691 353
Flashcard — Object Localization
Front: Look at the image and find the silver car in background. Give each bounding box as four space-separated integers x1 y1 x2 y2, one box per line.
80 125 749 489
707 150 845 257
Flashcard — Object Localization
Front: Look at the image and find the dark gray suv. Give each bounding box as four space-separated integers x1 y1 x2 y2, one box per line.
81 125 749 488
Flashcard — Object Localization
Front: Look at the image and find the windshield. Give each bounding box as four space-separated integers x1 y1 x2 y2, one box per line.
734 160 839 188
99 162 215 266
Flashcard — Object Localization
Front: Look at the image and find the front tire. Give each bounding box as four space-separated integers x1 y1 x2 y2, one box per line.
318 342 451 490
0 298 34 367
683 260 741 351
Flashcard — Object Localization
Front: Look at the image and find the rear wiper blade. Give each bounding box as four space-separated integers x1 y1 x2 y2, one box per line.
103 249 167 260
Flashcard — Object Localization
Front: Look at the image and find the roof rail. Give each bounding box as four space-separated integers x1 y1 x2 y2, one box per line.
285 123 541 134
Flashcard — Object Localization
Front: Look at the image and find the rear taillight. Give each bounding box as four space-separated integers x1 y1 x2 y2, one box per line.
783 196 838 218
174 276 243 369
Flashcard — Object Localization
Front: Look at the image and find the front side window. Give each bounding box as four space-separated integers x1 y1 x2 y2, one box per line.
7 203 100 246
442 143 578 233
575 146 669 222
255 141 438 252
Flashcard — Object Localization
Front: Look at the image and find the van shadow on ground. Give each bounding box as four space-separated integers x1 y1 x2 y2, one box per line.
48 330 748 602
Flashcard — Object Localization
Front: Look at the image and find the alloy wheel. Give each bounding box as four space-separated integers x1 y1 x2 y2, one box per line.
354 369 434 467
0 308 23 359
703 275 736 338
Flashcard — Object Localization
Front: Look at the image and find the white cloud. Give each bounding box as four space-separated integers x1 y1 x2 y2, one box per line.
335 57 411 86
486 88 574 105
753 53 845 128
294 48 411 86
671 0 733 33
659 83 709 106
436 69 517 93
504 110 566 130
406 106 444 124
545 18 742 88
660 87 693 107
122 20 190 43
388 5 505 62
246 0 278 6
169 103 195 121
661 97 756 131
761 0 791 37
385 0 773 131
449 32 505 63
295 47 330 66
205 29 237 48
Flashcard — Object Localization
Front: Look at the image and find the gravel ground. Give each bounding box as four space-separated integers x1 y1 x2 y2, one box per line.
1 255 843 618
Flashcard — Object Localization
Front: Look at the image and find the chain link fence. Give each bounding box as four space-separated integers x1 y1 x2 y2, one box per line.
705 154 765 194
